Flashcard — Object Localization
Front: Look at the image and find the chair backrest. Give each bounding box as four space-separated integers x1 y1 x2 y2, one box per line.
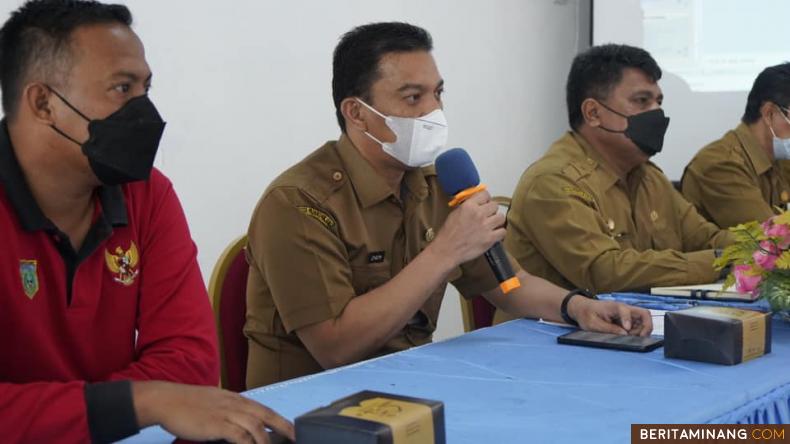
460 295 499 333
459 196 511 332
207 234 249 392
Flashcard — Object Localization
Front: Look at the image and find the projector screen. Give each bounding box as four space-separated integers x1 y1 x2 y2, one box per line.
593 0 789 179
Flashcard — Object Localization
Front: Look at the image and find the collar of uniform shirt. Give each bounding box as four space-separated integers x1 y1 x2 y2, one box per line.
735 122 773 175
335 134 429 208
570 130 620 191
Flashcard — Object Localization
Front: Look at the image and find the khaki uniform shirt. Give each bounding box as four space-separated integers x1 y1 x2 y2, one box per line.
503 131 734 297
681 123 790 228
245 135 511 388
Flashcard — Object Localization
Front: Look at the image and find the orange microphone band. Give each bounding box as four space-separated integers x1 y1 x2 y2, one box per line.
499 277 521 294
448 184 487 207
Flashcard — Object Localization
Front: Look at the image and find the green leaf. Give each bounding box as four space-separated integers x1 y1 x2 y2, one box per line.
758 269 790 311
728 221 766 244
744 265 765 276
776 251 790 270
714 242 756 270
772 211 790 226
721 273 736 291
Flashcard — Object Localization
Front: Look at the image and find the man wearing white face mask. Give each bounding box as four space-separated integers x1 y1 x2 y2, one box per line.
356 99 448 167
244 22 653 389
683 63 790 228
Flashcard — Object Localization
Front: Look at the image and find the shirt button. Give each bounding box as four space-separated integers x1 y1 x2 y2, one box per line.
332 171 343 181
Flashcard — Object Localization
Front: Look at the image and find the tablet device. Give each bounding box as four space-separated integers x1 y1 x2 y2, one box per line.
557 330 663 352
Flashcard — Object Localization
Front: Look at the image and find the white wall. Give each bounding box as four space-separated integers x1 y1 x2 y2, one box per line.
593 0 750 181
0 0 589 341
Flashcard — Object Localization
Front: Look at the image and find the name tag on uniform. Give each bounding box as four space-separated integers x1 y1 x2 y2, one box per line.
367 251 386 263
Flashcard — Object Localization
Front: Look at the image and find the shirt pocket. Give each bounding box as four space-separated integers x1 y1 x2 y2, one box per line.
650 220 682 250
612 231 635 250
350 263 392 295
601 214 633 249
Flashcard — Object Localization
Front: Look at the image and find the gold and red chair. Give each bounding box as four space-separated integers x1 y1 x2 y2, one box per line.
207 234 250 392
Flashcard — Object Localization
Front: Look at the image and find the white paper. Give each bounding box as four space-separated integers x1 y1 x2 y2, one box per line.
650 309 666 337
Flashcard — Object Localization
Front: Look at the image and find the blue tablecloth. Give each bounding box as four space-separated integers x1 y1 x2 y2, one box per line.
126 312 790 443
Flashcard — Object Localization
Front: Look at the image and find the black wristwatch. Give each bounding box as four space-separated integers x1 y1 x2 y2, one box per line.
560 289 597 326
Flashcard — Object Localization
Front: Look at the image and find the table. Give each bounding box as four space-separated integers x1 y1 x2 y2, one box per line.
126 311 790 443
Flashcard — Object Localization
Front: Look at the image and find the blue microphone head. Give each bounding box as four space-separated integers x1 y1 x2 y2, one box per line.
435 147 480 196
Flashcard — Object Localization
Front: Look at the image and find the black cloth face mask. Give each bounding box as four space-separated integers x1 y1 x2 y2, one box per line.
596 101 670 157
49 87 166 186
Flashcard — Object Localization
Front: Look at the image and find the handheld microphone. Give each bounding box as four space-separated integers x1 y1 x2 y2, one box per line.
435 148 521 294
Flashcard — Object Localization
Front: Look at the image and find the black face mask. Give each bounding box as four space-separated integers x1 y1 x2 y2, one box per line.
597 101 670 157
48 88 166 186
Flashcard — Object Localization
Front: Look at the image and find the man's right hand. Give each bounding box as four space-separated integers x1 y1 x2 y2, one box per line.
132 381 295 444
429 189 506 267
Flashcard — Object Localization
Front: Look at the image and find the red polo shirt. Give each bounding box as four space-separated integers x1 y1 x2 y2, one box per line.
0 121 219 443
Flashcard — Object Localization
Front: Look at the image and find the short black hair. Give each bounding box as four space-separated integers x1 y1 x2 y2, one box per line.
332 22 433 132
742 62 790 124
0 0 132 119
566 44 662 131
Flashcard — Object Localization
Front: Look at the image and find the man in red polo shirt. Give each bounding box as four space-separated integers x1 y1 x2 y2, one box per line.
0 1 293 443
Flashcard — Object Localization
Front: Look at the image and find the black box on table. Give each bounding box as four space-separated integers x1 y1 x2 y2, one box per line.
295 390 445 444
664 306 771 365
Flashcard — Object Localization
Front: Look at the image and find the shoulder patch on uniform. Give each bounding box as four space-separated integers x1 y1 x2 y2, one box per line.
297 206 336 229
562 186 594 204
564 161 598 182
560 164 582 181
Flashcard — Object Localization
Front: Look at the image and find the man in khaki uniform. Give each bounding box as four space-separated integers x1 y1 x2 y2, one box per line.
500 44 734 314
244 24 652 389
682 63 790 228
